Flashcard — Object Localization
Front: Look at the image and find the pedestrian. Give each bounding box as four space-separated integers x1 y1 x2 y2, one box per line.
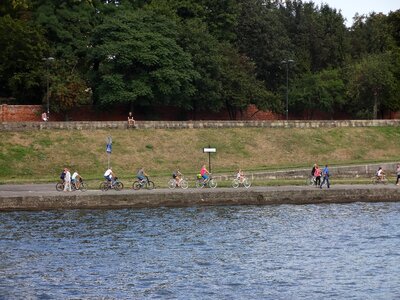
63 168 72 192
128 112 136 128
42 112 48 122
314 164 321 187
320 164 330 189
396 164 400 186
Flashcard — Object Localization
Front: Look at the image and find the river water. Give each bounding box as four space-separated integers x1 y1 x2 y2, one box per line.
1 202 399 299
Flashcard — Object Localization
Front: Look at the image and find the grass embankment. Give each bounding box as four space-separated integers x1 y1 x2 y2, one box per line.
1 126 400 186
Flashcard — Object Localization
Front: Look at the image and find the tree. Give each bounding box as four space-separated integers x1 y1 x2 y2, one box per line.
0 15 48 102
235 0 292 91
346 52 400 119
88 7 198 108
350 12 396 58
219 44 280 119
290 69 345 119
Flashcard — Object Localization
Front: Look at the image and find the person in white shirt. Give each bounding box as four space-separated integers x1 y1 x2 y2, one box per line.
71 171 81 189
104 167 114 185
376 167 385 180
63 169 72 192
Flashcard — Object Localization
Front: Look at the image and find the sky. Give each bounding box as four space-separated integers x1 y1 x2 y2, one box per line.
317 0 399 26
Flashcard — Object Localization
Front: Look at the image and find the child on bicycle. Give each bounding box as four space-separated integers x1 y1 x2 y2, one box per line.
172 169 183 186
236 169 245 183
376 167 385 181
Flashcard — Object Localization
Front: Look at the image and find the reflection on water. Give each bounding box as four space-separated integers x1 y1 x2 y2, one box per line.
1 203 400 299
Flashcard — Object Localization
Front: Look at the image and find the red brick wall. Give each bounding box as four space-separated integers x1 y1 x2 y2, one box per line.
1 104 399 122
0 105 42 122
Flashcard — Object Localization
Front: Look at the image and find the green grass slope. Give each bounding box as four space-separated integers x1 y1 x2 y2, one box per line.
1 126 400 183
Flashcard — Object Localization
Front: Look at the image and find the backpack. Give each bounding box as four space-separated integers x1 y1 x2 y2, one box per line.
60 171 65 180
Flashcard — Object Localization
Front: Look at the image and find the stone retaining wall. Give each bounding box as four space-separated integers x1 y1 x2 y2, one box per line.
1 185 399 211
1 119 400 131
222 162 399 181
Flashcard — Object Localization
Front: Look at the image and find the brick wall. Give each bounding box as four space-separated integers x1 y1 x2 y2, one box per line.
1 104 399 122
0 104 283 122
0 105 42 122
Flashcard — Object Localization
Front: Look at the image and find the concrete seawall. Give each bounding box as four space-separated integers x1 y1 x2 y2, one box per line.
1 185 399 211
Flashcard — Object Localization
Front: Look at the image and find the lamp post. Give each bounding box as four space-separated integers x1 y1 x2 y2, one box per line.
281 59 294 120
42 57 54 118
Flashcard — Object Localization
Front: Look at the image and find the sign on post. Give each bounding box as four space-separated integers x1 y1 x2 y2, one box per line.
203 146 216 173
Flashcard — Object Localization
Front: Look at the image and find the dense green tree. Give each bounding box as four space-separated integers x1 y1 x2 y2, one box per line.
219 44 281 119
177 18 224 114
236 0 292 91
350 13 396 58
346 52 400 119
0 15 48 102
290 69 345 119
88 7 198 107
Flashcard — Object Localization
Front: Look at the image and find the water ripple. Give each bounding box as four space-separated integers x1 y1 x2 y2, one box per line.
1 203 400 299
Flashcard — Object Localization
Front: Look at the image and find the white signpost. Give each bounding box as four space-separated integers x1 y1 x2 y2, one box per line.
203 146 216 173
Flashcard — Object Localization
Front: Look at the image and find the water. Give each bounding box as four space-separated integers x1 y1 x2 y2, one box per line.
1 203 399 299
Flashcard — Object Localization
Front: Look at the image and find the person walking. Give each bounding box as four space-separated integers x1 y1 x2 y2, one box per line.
320 164 330 189
63 168 72 192
314 164 321 187
396 164 400 186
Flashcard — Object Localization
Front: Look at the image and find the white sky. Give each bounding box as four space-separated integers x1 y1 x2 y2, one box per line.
317 0 399 26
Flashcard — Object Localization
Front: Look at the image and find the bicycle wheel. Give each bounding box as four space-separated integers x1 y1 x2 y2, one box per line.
243 178 251 188
100 182 108 191
79 182 88 192
147 181 155 190
56 182 64 191
114 181 124 191
195 180 204 188
168 179 176 189
180 179 189 189
307 176 314 186
232 179 239 188
133 181 141 190
209 179 217 188
371 176 377 184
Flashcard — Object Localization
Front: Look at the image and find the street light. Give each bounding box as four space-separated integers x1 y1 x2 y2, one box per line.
281 59 294 120
42 57 54 118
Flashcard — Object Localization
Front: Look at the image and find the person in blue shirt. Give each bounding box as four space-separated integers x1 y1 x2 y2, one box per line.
320 164 330 189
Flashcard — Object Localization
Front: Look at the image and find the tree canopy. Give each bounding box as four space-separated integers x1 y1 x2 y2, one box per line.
0 0 399 119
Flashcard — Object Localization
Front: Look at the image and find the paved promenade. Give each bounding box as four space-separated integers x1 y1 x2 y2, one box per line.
1 184 399 211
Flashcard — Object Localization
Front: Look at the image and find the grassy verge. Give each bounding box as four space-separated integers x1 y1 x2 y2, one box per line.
1 126 400 184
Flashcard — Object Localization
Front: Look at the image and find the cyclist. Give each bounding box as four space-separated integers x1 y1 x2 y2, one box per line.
236 169 245 183
200 165 210 183
137 167 148 183
172 169 183 186
104 167 114 186
376 167 385 181
71 170 82 189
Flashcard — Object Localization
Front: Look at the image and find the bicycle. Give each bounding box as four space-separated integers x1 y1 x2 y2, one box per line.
195 174 217 188
306 175 320 186
99 177 124 191
168 177 189 189
56 179 88 192
232 177 251 188
371 175 388 185
132 176 155 190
